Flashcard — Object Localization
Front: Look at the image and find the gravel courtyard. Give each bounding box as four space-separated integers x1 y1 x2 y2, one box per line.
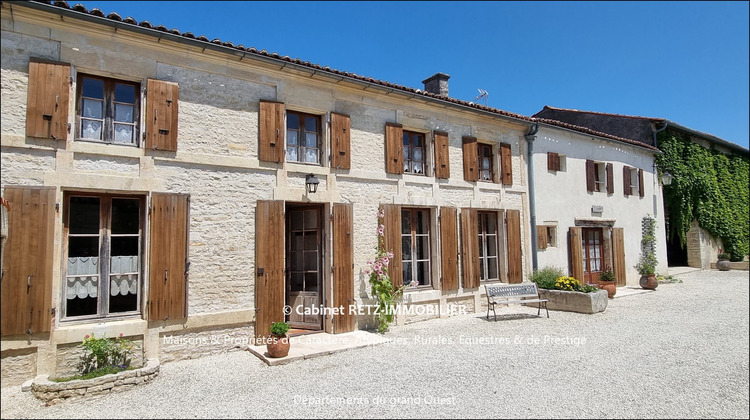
2 269 748 419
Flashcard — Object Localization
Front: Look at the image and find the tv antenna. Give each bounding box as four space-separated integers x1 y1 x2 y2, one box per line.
473 89 489 106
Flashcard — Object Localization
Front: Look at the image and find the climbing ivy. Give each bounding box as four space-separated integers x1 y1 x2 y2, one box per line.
655 131 749 261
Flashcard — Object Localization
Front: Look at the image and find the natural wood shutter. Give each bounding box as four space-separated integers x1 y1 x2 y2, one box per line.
382 204 402 289
332 203 354 333
259 100 285 163
385 123 403 174
638 169 644 197
612 228 627 287
331 112 351 170
569 227 584 282
623 166 631 196
434 131 450 179
440 207 458 291
1 186 55 336
547 152 560 171
586 160 596 192
606 163 614 194
506 209 522 283
26 59 70 140
254 200 285 339
500 143 513 185
145 79 179 151
537 225 548 250
460 208 479 289
148 193 189 321
462 137 478 182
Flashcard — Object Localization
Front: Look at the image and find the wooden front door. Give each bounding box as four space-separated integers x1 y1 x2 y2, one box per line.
582 228 603 283
286 206 323 330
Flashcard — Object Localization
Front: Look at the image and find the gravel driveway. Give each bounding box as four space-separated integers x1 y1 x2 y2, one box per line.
2 269 748 419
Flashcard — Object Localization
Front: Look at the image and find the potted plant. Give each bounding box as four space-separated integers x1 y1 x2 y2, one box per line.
266 321 291 358
598 268 616 299
717 252 731 271
636 254 658 290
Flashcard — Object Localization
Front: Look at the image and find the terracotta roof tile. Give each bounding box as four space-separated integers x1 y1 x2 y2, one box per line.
534 118 660 151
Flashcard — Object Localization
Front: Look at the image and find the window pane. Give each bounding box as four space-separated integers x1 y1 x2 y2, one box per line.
287 146 298 162
290 273 304 292
305 148 318 164
413 149 423 162
304 251 317 271
109 291 137 313
82 98 103 119
82 78 104 99
305 133 317 148
479 258 485 280
413 134 423 147
115 104 134 123
403 133 410 147
110 254 138 274
417 261 429 286
114 83 135 103
69 197 100 234
114 124 134 144
305 116 317 132
403 147 410 162
81 119 102 140
305 273 318 292
111 199 139 234
287 113 299 129
416 210 428 234
290 252 303 271
482 157 490 169
111 236 138 257
291 232 304 251
68 255 99 275
416 235 429 260
487 236 497 257
69 236 99 258
287 130 298 145
402 262 412 286
401 211 411 234
478 237 484 258
488 257 498 279
304 210 318 229
413 162 423 174
290 212 303 230
486 215 496 234
304 232 317 250
401 236 412 261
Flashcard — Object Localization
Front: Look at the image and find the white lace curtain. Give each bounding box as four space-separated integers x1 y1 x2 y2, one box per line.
67 256 138 299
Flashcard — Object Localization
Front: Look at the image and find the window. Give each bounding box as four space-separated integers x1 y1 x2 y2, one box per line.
64 194 143 319
401 209 431 287
545 226 557 247
594 162 606 192
77 75 139 145
477 212 499 282
629 168 639 196
287 111 321 164
478 144 494 182
403 130 426 174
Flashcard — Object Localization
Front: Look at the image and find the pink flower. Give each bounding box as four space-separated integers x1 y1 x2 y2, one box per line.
383 257 389 265
377 226 384 235
85 335 90 339
387 252 394 259
119 333 124 338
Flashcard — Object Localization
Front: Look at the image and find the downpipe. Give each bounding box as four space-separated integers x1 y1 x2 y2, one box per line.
525 123 539 271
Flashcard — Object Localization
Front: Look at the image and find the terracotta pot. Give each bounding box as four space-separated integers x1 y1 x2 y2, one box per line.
717 260 731 271
266 334 290 358
639 274 658 290
600 282 616 299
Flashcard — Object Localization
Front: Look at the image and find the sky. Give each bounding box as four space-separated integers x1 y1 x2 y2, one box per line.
74 1 749 149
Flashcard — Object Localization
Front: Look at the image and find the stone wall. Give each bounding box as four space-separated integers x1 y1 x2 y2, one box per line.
0 348 37 387
159 325 254 363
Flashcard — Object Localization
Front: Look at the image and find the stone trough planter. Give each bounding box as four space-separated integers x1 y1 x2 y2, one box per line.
25 358 159 406
537 289 608 314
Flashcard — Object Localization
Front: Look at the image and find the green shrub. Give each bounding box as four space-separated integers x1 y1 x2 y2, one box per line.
717 252 730 261
270 321 290 336
77 333 133 375
529 266 564 290
599 268 615 282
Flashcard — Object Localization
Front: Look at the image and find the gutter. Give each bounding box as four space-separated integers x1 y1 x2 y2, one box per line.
524 123 539 271
12 1 532 127
652 120 668 147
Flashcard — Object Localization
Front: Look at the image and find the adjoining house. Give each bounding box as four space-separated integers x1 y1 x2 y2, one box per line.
525 118 668 286
534 106 749 269
1 1 536 385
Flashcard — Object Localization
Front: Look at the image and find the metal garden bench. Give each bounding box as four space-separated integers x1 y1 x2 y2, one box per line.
485 283 549 320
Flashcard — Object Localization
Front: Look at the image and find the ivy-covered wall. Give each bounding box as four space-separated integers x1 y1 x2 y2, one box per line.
656 131 749 261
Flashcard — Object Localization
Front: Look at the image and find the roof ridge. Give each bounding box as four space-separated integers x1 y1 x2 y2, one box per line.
532 117 660 151
540 105 665 122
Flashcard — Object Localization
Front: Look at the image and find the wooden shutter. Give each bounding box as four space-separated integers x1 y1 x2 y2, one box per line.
1 186 55 336
606 163 614 194
148 193 189 321
547 152 560 171
382 204 402 289
385 123 403 174
440 207 458 291
506 209 522 284
26 59 70 140
145 79 179 151
500 143 513 185
259 100 285 163
332 203 354 333
585 160 596 192
612 228 627 287
569 227 584 282
638 169 644 197
254 200 285 340
623 166 631 196
537 225 548 250
331 112 351 170
460 208 479 288
434 131 450 179
462 136 478 182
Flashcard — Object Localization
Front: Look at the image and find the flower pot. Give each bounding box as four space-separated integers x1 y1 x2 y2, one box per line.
266 334 290 358
717 260 731 271
639 274 658 290
599 282 616 299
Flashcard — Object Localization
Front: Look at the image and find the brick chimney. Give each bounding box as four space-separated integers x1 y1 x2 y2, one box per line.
422 73 450 96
